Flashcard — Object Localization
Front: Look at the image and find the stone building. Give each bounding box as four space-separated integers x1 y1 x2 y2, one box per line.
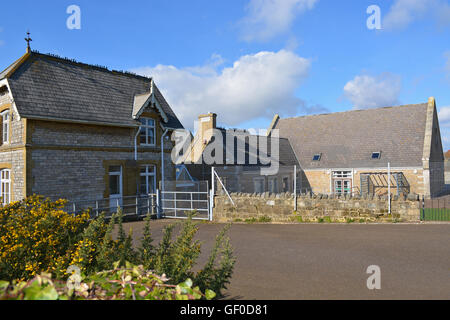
182 113 300 194
444 150 450 185
270 98 445 198
0 51 183 205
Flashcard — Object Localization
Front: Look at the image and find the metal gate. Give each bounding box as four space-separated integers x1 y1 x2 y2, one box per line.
160 191 210 220
160 180 211 220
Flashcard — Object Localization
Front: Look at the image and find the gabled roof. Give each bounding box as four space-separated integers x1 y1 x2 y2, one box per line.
1 51 183 129
274 103 429 169
0 53 28 80
186 128 299 167
132 80 170 124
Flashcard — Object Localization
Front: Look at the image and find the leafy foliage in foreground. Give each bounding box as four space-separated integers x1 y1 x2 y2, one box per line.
0 262 216 300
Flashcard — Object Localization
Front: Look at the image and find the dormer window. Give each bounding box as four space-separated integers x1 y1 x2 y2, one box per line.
139 118 156 146
313 154 321 161
371 152 381 159
1 110 9 144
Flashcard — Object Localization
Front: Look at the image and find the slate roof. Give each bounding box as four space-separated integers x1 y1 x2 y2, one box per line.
274 103 428 169
203 129 299 167
1 52 183 129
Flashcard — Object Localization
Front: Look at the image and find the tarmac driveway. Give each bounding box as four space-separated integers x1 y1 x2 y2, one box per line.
124 220 450 300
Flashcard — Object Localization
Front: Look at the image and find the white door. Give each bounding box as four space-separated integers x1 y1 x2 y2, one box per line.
109 166 123 213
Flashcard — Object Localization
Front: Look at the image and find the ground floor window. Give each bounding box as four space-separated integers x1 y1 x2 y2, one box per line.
109 166 122 196
1 169 11 205
332 171 352 195
254 177 265 193
282 176 290 192
268 177 278 193
140 165 156 195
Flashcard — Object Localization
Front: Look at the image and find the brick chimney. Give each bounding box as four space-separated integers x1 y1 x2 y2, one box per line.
198 113 217 145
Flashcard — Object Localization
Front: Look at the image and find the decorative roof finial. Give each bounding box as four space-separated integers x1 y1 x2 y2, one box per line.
25 31 32 53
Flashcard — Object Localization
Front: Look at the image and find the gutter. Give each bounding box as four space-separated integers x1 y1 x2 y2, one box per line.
23 115 138 128
134 127 141 161
161 128 170 194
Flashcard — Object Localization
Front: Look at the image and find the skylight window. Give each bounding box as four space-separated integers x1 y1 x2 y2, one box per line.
313 154 321 161
372 152 381 159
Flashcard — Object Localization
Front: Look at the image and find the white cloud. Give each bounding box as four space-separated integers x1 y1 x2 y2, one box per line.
239 0 318 42
383 0 450 30
343 73 402 109
439 106 450 126
132 50 312 128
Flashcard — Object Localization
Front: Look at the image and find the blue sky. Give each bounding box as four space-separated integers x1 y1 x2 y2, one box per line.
1 0 450 148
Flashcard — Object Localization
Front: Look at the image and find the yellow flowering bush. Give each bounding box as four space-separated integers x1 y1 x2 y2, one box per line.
0 198 235 298
0 195 90 281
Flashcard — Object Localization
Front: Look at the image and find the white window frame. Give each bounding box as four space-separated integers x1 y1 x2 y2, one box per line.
1 169 11 205
140 165 157 195
268 177 278 193
332 171 352 195
282 176 290 192
371 152 381 159
332 171 352 178
139 118 156 146
1 110 10 144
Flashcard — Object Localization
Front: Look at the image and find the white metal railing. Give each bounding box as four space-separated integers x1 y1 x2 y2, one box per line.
66 185 212 221
66 194 157 218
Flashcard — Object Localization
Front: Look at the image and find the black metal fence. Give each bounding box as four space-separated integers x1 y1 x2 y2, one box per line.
421 195 450 221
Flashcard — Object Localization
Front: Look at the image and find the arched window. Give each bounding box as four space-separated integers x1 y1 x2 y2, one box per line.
1 169 11 205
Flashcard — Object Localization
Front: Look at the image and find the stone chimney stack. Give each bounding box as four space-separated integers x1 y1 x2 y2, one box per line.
198 113 217 145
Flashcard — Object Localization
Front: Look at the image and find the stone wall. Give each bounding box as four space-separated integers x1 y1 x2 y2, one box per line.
445 159 450 184
213 192 421 223
28 119 175 203
0 149 25 202
0 92 11 106
30 149 175 203
302 168 425 197
0 108 26 201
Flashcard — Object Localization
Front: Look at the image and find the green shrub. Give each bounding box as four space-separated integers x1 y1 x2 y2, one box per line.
138 214 235 296
317 217 324 223
323 216 332 223
258 216 272 223
346 218 355 224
